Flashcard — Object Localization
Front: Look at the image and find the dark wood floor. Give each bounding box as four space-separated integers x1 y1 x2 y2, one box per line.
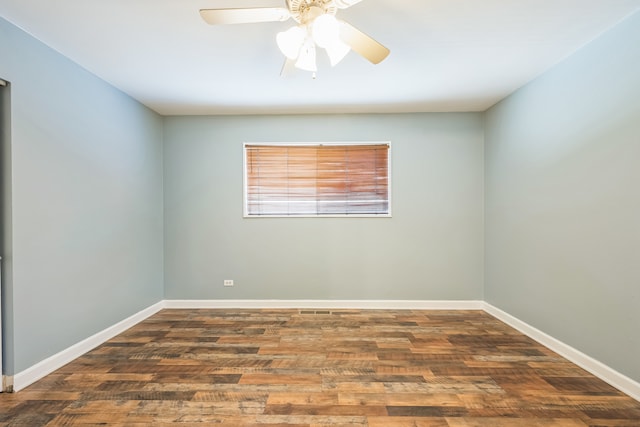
1 309 639 426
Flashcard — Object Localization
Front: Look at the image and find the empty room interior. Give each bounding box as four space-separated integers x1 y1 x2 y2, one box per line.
1 0 640 425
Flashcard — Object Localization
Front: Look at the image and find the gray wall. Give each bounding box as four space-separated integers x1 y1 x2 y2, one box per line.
0 17 164 374
484 11 640 382
163 114 484 300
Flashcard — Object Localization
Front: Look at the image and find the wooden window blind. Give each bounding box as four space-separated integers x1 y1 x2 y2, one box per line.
244 143 390 216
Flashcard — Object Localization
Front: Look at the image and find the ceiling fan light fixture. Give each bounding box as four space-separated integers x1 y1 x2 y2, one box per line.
325 39 350 66
276 25 306 59
295 40 318 72
311 13 340 48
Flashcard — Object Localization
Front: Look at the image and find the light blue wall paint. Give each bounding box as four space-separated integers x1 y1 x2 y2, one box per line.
163 114 485 300
484 11 640 382
0 18 164 374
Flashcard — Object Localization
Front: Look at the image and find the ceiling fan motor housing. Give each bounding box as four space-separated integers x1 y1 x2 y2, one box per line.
289 0 338 23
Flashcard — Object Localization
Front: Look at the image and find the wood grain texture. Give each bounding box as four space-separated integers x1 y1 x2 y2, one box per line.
1 309 639 426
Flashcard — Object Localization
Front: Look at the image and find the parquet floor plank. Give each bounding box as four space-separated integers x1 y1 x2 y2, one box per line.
1 308 639 426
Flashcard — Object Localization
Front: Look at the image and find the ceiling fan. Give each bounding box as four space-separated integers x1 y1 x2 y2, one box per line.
200 0 390 75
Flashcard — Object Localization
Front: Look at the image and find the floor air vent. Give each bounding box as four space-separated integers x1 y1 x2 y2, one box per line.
299 310 332 315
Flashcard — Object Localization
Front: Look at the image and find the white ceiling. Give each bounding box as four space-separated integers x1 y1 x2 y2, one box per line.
1 0 639 115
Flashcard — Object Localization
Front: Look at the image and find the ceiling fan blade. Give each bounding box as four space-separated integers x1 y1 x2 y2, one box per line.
200 8 290 25
334 0 365 9
338 21 390 64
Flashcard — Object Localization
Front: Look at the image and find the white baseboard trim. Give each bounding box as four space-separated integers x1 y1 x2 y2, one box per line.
483 302 640 402
13 301 165 392
163 299 484 310
11 299 639 402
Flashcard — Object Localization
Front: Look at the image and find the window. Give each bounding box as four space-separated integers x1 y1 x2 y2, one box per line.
244 142 391 217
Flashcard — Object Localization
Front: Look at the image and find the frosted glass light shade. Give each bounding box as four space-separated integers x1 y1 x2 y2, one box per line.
295 41 317 72
312 14 340 48
276 26 306 60
325 39 350 66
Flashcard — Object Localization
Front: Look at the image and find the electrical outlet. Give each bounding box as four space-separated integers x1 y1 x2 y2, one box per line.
223 279 234 287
